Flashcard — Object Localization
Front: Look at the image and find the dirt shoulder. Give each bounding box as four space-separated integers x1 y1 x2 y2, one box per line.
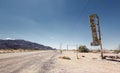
50 51 120 73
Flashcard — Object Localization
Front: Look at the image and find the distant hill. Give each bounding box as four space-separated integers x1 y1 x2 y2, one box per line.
0 39 54 50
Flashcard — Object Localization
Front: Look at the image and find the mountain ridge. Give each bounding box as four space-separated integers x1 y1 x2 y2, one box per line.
0 39 54 50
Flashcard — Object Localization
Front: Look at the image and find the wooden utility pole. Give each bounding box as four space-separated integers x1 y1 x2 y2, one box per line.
76 44 79 59
60 43 62 54
67 44 68 51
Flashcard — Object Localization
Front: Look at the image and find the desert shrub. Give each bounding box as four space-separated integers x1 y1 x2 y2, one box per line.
78 45 89 53
90 49 101 53
114 44 120 54
114 50 120 54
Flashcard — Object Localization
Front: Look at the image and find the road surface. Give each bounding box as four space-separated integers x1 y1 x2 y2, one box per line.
0 51 58 73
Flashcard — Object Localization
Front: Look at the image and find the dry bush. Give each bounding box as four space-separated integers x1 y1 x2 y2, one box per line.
114 50 120 54
114 44 120 54
78 45 89 53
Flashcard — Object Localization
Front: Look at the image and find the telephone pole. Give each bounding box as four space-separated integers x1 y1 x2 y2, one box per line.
76 44 79 59
60 43 62 54
67 44 68 51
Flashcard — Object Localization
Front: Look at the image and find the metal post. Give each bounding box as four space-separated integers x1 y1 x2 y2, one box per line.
97 16 104 59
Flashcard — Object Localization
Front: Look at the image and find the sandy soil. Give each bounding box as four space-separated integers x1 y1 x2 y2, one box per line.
50 51 120 73
0 50 120 73
0 50 58 73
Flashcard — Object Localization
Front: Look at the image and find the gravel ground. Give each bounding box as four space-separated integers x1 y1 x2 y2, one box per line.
0 51 119 73
49 51 120 73
0 50 58 73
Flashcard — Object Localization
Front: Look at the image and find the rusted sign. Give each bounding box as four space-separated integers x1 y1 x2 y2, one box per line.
89 14 99 46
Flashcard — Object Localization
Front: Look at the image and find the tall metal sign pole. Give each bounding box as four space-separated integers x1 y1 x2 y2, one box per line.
97 16 103 59
89 14 104 59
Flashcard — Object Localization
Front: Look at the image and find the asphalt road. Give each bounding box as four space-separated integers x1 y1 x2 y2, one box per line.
0 50 58 73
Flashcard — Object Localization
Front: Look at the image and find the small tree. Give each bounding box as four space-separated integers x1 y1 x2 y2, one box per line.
78 45 89 53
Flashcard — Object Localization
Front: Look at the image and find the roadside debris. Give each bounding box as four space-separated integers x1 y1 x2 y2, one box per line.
59 56 71 60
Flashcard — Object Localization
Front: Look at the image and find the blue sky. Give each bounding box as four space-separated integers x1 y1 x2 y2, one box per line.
0 0 120 50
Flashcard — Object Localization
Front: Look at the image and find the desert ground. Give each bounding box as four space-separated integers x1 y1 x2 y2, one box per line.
0 50 120 73
50 51 120 73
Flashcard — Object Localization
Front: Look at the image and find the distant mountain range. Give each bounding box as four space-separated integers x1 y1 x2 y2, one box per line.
0 39 54 50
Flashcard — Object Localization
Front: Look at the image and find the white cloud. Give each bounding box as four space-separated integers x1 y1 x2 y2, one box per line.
5 38 14 40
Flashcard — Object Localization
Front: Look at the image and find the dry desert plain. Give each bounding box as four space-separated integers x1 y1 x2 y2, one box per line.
0 50 120 73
